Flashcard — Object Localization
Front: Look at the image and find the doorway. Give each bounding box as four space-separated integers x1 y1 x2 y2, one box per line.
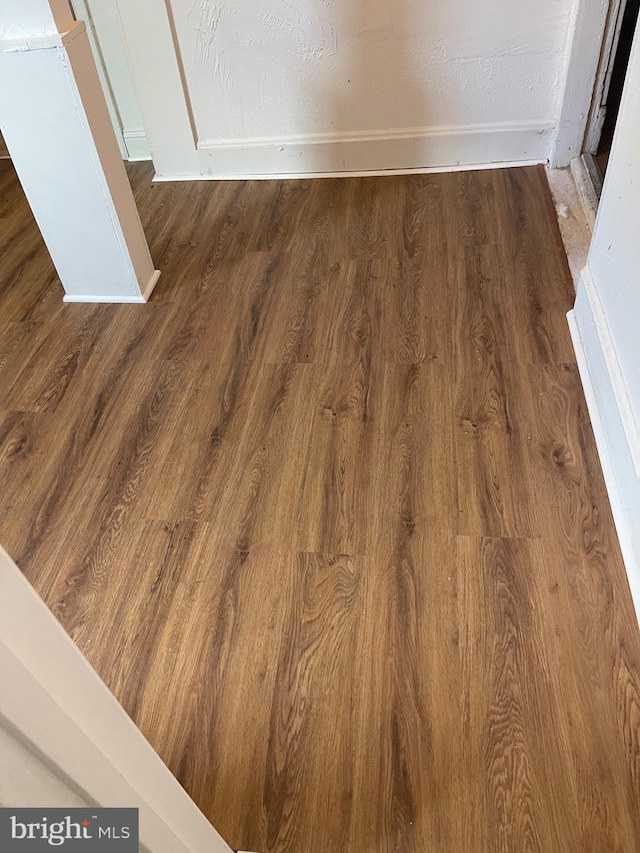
585 0 640 191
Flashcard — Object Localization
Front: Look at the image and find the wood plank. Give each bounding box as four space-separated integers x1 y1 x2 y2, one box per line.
457 535 578 852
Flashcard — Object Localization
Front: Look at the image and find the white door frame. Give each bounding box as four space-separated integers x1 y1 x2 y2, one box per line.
584 0 630 153
69 0 128 159
71 0 151 162
114 0 198 177
552 0 618 166
0 544 233 853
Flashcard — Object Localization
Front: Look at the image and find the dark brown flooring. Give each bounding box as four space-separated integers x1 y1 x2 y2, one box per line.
1 161 640 853
594 147 610 181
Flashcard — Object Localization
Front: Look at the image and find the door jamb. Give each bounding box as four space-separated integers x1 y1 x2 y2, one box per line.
551 0 611 166
113 0 198 177
584 0 630 153
69 0 128 160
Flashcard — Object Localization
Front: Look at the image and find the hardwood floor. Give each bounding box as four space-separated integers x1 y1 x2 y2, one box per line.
1 161 640 853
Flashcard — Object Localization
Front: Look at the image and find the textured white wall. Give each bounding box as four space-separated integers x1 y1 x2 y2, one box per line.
0 0 72 38
172 0 572 145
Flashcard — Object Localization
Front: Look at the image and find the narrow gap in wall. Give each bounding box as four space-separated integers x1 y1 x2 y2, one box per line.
595 0 640 180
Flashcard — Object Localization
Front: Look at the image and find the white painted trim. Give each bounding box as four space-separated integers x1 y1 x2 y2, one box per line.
0 544 233 852
63 268 160 303
123 128 151 161
197 120 555 152
569 282 640 625
191 120 554 179
580 265 640 477
63 294 145 303
569 156 598 229
585 0 629 152
152 158 547 183
69 0 128 160
551 0 610 167
0 19 86 52
114 0 198 177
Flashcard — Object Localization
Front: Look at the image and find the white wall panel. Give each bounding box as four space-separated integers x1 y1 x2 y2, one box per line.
115 0 577 176
176 0 570 143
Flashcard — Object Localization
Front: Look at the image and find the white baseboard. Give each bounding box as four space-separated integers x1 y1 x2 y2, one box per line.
152 119 554 180
123 128 151 162
152 159 547 183
580 267 640 477
569 270 640 624
62 269 160 303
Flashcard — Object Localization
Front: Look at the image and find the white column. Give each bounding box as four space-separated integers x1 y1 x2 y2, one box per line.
0 0 160 303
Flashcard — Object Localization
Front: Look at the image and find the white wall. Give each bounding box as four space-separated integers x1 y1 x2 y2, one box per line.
0 724 87 808
180 0 568 154
569 18 640 622
177 0 569 142
0 0 70 38
110 0 582 176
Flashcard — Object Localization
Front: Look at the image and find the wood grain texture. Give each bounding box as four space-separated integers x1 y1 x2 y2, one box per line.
1 160 640 852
